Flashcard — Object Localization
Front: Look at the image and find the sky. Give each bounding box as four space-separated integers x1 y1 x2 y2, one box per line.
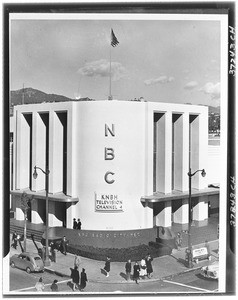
10 16 222 106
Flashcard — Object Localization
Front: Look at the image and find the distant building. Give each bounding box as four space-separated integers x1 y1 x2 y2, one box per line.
10 100 219 247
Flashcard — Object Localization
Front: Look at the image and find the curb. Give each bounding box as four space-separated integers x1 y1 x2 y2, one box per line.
44 267 70 278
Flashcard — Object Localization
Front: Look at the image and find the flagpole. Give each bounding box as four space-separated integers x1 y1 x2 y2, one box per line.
109 41 112 100
109 29 119 100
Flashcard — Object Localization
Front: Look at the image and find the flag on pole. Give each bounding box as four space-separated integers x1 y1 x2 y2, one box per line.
111 29 119 47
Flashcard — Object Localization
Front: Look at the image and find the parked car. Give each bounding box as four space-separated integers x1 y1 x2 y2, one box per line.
10 252 44 273
201 261 219 280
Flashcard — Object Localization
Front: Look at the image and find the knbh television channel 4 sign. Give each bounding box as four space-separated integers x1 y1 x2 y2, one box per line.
95 193 123 212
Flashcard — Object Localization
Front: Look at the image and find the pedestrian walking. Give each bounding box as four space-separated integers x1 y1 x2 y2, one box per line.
125 259 132 281
11 231 18 249
139 257 147 279
61 236 68 255
133 261 140 284
145 254 153 278
50 242 56 262
175 232 182 250
74 255 81 268
205 240 211 260
73 218 77 229
71 266 80 291
104 257 110 277
77 218 82 230
35 277 45 292
50 279 58 292
80 268 88 291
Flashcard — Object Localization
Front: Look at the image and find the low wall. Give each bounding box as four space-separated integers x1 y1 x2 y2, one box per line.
47 227 157 249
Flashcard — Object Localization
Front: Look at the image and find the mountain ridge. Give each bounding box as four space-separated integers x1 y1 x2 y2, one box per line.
10 88 220 112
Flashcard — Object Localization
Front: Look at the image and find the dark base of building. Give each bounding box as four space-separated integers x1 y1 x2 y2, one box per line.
46 226 160 249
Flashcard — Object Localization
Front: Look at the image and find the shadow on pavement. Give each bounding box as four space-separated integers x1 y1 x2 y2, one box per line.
100 268 107 276
119 272 127 280
67 281 74 291
170 254 187 267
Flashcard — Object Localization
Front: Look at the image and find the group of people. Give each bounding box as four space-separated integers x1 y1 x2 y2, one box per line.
70 255 88 291
35 277 58 292
35 255 88 292
131 254 154 284
11 231 21 249
103 254 153 284
73 218 82 230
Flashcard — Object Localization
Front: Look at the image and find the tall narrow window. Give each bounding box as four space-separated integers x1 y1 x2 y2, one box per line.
57 112 67 194
172 114 182 191
189 115 199 188
23 114 32 189
153 113 164 193
39 113 49 190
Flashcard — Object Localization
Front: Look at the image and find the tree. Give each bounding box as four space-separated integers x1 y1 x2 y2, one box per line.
20 192 33 252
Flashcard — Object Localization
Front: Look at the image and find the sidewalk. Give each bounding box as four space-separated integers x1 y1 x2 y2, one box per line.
9 237 219 284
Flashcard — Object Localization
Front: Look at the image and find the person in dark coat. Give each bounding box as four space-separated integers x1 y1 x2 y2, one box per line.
73 218 77 229
145 254 153 278
175 232 182 250
133 261 140 284
71 266 80 291
205 240 211 259
125 259 132 281
50 279 58 292
50 242 56 262
80 268 88 291
61 236 68 255
104 257 110 277
11 231 18 249
77 218 82 230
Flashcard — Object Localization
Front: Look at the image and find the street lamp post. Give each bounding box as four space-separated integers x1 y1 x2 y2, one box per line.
33 166 51 266
187 168 206 268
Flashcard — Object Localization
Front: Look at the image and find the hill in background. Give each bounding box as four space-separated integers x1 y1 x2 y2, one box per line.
10 87 220 113
10 88 73 106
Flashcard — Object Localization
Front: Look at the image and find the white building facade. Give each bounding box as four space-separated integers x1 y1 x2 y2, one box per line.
11 100 218 235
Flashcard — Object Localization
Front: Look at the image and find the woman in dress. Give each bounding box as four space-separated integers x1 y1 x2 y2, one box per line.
139 257 147 279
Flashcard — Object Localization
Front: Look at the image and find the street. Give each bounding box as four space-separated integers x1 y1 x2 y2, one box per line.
10 266 218 294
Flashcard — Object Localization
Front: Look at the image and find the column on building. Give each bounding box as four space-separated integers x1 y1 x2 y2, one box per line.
193 195 209 221
173 113 189 192
199 110 208 189
155 201 172 227
31 112 47 192
190 114 207 190
30 112 49 224
15 112 32 190
173 199 189 224
31 198 44 224
48 201 63 227
48 111 64 194
15 195 24 221
66 203 78 229
154 111 172 194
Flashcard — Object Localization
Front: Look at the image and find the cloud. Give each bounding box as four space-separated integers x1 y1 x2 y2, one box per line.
144 75 174 86
199 82 220 99
183 69 190 74
78 59 127 81
184 81 198 90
